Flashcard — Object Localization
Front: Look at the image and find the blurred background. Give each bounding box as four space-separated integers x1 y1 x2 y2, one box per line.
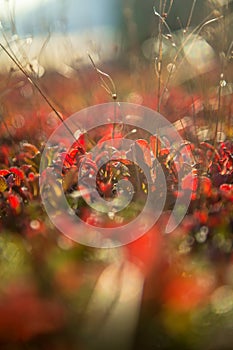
0 0 232 70
0 1 233 350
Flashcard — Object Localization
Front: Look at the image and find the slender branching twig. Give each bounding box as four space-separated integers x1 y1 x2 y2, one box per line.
88 53 117 101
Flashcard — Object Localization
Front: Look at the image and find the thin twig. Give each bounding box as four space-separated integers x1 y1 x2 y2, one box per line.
159 14 223 109
154 2 163 112
190 94 199 147
177 16 184 32
0 42 75 139
213 85 222 149
185 0 197 32
88 53 118 140
153 7 176 44
167 0 174 16
153 4 177 111
88 53 117 100
162 0 168 15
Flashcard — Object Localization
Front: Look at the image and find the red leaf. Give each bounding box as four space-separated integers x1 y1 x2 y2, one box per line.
150 135 161 158
135 139 152 167
8 194 21 214
0 169 10 176
9 167 24 180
